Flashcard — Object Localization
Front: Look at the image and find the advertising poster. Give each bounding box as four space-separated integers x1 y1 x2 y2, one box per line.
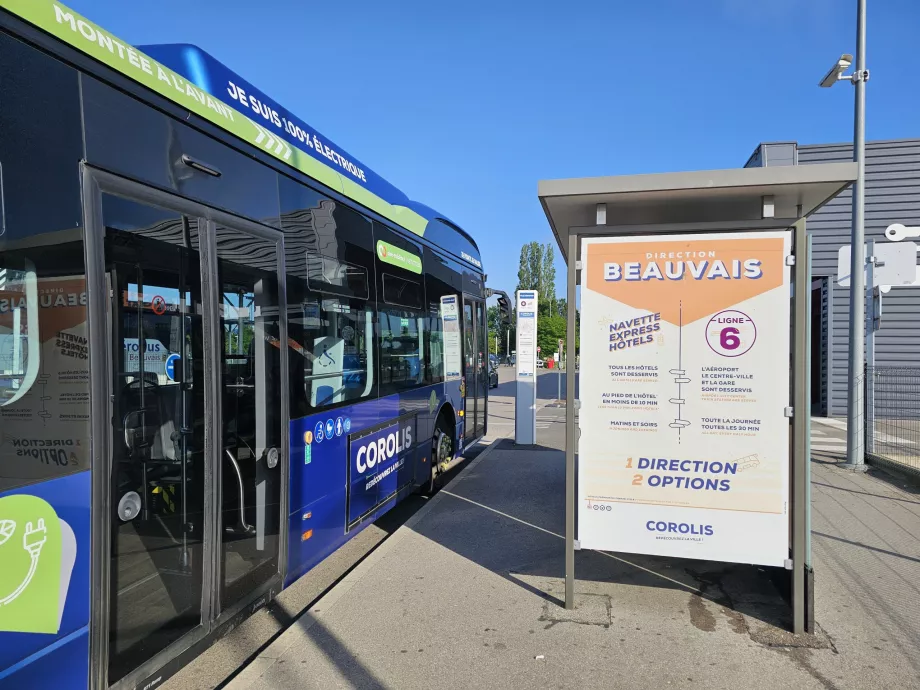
578 232 791 567
440 295 462 382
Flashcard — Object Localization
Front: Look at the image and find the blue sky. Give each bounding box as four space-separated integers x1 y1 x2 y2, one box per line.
69 0 920 301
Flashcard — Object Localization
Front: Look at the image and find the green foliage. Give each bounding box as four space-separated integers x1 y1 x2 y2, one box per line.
542 244 556 316
514 240 579 359
527 241 543 296
556 298 567 319
536 314 566 359
487 304 511 355
516 240 556 310
517 246 531 294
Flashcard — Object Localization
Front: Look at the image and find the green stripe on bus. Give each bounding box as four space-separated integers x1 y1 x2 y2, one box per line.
376 241 422 274
0 0 428 236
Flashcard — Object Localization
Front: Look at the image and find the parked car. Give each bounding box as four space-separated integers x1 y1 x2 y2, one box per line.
489 365 499 388
536 358 544 368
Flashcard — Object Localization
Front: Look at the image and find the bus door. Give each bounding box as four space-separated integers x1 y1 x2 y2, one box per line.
462 296 487 441
211 222 284 613
92 174 286 689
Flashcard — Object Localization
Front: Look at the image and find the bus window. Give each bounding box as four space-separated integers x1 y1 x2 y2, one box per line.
298 253 374 409
0 250 91 492
280 180 377 416
302 296 373 409
378 310 425 394
0 33 88 492
286 265 375 414
423 248 464 385
426 301 444 385
379 274 426 394
0 264 38 407
374 223 427 397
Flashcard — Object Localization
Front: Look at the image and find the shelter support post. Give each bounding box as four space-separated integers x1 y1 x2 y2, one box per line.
866 240 876 456
805 233 815 633
792 217 811 634
565 231 577 609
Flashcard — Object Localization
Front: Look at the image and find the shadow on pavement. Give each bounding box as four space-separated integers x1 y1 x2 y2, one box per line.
492 378 517 397
408 438 795 632
488 369 580 401
812 531 920 565
812 479 920 505
232 609 388 690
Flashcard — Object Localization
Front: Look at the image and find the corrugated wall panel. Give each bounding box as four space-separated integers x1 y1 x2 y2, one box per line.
798 139 920 415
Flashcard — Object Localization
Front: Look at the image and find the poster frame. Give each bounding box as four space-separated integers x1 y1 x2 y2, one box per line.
575 229 793 567
563 220 811 634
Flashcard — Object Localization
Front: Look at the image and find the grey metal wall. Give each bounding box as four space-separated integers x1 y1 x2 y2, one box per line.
747 139 920 416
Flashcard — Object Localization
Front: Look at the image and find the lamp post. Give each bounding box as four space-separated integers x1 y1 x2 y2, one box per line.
819 0 868 468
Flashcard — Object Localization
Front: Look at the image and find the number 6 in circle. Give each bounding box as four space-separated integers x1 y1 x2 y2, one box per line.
720 327 741 350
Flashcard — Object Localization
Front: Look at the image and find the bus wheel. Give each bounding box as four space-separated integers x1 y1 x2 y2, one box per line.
424 417 453 495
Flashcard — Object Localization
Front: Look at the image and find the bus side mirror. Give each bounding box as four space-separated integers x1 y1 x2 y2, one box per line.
487 289 513 327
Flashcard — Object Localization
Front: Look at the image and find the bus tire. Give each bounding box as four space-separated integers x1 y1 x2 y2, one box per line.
422 410 454 496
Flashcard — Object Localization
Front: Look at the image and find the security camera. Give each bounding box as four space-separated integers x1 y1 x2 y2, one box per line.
819 54 853 87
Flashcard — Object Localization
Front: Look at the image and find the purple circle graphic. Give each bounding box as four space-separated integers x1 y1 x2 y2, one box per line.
706 309 757 357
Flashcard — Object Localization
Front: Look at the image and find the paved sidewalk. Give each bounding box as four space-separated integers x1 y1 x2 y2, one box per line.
226 438 920 690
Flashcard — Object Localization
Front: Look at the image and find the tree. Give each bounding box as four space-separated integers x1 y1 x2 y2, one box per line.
487 304 512 356
516 246 531 294
516 241 556 312
515 239 577 359
527 242 543 297
536 314 566 359
541 244 556 316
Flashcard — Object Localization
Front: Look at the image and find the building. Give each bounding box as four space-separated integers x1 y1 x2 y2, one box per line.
745 139 920 417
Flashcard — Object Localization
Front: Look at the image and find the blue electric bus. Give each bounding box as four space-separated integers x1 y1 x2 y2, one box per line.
0 2 509 688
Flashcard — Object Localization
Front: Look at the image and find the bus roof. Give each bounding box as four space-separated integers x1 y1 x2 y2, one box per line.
139 43 460 235
0 0 481 263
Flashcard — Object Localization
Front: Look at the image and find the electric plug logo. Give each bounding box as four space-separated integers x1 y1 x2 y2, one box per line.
0 494 76 634
0 518 47 607
0 519 14 545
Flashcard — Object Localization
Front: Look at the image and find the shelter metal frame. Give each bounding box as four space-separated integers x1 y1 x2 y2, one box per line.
541 163 857 635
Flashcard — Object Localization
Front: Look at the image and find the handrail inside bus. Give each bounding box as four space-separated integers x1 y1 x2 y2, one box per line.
361 311 374 398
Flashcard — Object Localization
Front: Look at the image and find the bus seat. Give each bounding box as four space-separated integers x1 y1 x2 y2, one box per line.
121 377 160 459
152 384 183 462
315 384 333 406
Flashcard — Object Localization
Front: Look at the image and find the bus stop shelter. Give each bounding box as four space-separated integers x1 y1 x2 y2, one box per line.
538 162 857 634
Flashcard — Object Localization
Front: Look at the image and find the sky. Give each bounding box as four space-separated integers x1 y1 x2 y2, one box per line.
68 0 920 303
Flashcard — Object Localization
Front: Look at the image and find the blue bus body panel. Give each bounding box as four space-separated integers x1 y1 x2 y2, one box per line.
286 380 463 586
0 471 91 688
0 627 89 689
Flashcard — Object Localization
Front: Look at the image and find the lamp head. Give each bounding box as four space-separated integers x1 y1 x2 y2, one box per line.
819 54 853 87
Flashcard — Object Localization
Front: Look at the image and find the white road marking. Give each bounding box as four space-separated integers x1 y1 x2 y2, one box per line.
811 443 847 452
812 417 847 431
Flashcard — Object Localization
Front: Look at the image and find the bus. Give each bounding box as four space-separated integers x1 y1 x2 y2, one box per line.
0 2 509 688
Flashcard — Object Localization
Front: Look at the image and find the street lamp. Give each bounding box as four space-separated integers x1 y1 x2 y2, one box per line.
819 0 869 469
818 54 853 88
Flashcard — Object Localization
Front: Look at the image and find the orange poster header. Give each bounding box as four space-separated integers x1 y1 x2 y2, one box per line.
585 235 786 325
